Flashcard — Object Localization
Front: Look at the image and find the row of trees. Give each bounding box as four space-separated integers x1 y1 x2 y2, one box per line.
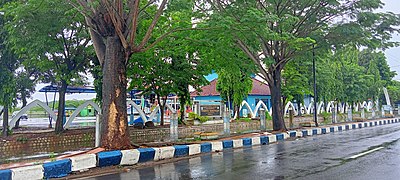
0 0 399 149
282 47 397 113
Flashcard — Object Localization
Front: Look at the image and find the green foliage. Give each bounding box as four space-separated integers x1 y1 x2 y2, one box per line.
216 69 253 109
196 0 400 131
266 112 272 121
238 118 252 122
282 60 312 104
188 112 209 123
320 112 331 121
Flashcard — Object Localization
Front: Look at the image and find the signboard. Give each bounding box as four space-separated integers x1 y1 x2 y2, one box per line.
200 105 221 116
383 105 393 111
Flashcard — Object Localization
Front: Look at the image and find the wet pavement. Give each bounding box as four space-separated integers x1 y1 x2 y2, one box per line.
86 123 400 180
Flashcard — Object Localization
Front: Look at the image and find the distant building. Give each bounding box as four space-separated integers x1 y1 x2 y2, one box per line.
190 78 271 117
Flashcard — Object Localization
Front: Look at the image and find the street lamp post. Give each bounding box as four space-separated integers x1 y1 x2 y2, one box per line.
312 44 319 127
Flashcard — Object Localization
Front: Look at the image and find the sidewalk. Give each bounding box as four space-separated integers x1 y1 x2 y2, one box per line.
0 118 398 180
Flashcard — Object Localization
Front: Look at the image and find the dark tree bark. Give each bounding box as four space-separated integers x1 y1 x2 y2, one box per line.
2 104 8 137
101 36 132 149
267 67 287 132
157 95 168 126
179 96 185 123
55 80 67 133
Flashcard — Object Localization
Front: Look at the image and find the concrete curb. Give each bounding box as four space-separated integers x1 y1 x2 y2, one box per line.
2 118 398 179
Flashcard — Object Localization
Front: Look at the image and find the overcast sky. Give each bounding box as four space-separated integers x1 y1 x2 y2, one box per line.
26 1 400 105
381 0 400 80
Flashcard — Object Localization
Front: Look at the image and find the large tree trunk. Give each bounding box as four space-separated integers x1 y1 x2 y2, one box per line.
158 95 168 126
14 92 27 129
267 68 287 132
2 104 8 137
101 36 132 149
179 96 185 123
55 80 67 133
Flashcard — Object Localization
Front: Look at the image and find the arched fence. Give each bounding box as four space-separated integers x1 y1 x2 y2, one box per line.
6 99 379 129
236 100 376 118
7 99 180 129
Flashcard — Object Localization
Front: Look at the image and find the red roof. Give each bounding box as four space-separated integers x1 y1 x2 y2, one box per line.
190 78 270 97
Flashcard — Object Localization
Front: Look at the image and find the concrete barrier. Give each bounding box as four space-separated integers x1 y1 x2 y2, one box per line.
233 139 243 148
302 130 308 137
174 145 189 157
138 148 156 163
211 141 223 152
188 144 201 155
283 133 290 139
97 151 122 167
358 123 363 128
242 138 252 146
69 154 97 172
154 147 175 161
276 134 284 141
4 118 397 180
120 149 140 165
11 165 43 180
222 140 233 149
312 129 318 135
0 169 12 180
201 142 212 153
260 136 268 145
251 137 261 145
268 135 277 143
288 131 296 137
43 159 71 178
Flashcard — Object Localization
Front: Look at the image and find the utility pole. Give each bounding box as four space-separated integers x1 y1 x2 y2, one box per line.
312 44 319 127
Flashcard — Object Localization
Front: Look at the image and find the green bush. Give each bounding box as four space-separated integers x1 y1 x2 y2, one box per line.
266 112 272 120
238 118 252 122
188 112 209 123
188 112 197 119
198 116 210 123
321 112 331 121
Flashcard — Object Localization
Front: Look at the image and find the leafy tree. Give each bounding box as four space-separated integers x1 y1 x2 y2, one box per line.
14 69 37 128
0 0 19 137
387 81 400 106
216 68 253 119
0 51 16 137
69 0 196 149
196 0 400 131
282 59 312 114
4 0 93 133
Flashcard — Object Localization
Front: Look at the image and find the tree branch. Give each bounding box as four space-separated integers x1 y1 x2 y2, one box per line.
128 0 140 46
137 0 168 50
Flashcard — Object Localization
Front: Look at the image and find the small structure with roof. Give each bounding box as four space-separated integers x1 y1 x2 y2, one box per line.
190 78 271 117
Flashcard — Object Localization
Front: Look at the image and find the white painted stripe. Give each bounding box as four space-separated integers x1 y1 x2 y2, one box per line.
251 137 261 145
120 149 140 165
233 139 243 148
348 147 384 159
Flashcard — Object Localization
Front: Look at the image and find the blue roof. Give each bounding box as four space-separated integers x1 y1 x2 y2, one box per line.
39 85 96 93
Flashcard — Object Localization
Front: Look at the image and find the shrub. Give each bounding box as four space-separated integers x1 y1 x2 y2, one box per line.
321 112 331 121
266 112 272 120
188 112 209 123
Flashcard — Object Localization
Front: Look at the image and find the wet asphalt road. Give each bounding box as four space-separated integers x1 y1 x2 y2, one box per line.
86 123 400 180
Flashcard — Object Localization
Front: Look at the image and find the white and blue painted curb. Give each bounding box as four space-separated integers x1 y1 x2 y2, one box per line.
0 118 398 180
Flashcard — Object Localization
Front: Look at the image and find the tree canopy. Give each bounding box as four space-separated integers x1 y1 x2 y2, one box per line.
196 0 400 131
